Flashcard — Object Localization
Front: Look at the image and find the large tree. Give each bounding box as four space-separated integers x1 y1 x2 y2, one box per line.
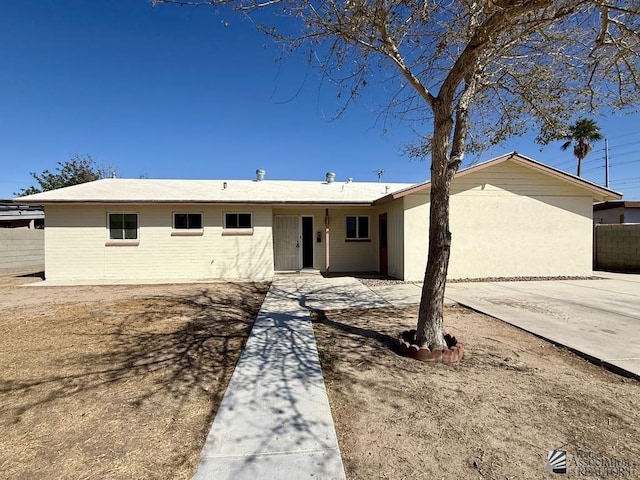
560 118 604 177
155 0 640 350
16 155 112 197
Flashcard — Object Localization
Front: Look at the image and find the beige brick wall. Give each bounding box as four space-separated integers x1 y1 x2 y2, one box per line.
595 224 640 272
0 228 44 275
44 205 274 282
44 204 383 281
326 208 377 272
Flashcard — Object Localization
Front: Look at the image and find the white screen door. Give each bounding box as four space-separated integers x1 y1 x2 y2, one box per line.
274 215 300 271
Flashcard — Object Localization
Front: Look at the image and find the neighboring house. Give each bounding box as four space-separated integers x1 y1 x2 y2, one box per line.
0 201 44 228
0 201 45 275
16 153 620 283
593 201 640 224
593 201 640 273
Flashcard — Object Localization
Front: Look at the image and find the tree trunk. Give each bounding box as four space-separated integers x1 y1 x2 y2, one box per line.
415 182 451 349
414 100 456 349
576 158 582 177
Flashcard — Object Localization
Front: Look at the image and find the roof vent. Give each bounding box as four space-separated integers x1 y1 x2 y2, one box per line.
347 177 353 183
326 172 336 184
256 169 265 181
385 185 390 193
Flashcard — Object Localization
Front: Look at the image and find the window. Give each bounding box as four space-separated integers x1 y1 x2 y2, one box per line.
224 213 252 229
173 213 203 230
346 215 369 240
108 213 138 242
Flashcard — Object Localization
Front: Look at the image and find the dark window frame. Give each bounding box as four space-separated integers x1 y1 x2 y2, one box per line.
173 212 203 230
224 212 253 230
107 212 139 243
345 215 370 240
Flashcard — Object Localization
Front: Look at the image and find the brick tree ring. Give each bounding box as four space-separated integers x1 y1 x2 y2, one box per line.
397 330 464 363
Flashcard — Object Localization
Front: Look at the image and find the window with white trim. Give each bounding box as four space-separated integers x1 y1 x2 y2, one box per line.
173 212 203 230
224 213 252 229
108 213 138 240
346 215 369 240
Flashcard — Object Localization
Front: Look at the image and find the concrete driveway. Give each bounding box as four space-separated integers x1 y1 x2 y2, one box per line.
443 272 640 379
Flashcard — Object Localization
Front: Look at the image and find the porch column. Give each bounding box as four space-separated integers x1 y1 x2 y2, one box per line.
325 208 330 272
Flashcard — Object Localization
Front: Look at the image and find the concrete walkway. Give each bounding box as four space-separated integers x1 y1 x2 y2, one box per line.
194 272 640 478
193 275 388 480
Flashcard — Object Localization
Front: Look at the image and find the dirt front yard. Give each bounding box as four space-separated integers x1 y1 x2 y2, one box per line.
0 276 269 480
312 305 640 479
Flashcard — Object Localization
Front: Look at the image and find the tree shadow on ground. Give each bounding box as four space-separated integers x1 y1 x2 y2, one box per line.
311 309 398 350
0 282 269 426
195 281 345 476
309 303 640 480
192 278 399 479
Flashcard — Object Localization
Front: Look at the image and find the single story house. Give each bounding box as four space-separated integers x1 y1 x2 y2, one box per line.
593 200 640 224
0 201 44 229
16 152 621 283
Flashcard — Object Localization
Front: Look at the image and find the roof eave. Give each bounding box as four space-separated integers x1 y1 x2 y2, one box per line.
507 152 622 201
21 199 375 207
376 152 623 202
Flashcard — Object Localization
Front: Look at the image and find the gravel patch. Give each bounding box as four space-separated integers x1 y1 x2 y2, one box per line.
359 275 604 287
447 275 605 283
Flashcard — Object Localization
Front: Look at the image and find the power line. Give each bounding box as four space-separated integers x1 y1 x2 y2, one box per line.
610 158 640 167
549 158 577 169
608 150 640 160
611 176 640 182
605 140 640 151
602 130 640 142
582 164 604 173
610 176 640 185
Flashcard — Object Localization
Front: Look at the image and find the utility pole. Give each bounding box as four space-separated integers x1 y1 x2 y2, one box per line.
605 138 609 189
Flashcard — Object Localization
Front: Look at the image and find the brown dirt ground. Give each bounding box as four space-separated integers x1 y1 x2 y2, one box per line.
0 275 269 480
312 305 640 480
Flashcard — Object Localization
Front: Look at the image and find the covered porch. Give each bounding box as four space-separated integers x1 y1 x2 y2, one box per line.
271 203 403 278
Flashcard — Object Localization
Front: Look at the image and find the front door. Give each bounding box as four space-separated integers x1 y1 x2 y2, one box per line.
379 213 388 276
274 215 300 271
302 216 314 269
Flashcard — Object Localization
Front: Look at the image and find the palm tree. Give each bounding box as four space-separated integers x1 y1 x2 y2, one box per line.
560 118 603 177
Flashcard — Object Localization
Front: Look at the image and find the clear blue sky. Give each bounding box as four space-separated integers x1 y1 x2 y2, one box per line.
2 1 639 199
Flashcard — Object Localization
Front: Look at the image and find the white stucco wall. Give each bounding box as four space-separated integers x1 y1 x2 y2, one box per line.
403 194 430 282
402 160 596 281
375 199 405 279
447 194 593 279
44 204 274 282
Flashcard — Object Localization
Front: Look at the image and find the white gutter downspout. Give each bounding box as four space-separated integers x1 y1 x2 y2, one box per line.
325 208 330 272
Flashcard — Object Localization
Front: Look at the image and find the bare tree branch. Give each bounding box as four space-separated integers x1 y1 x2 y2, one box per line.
152 0 640 348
